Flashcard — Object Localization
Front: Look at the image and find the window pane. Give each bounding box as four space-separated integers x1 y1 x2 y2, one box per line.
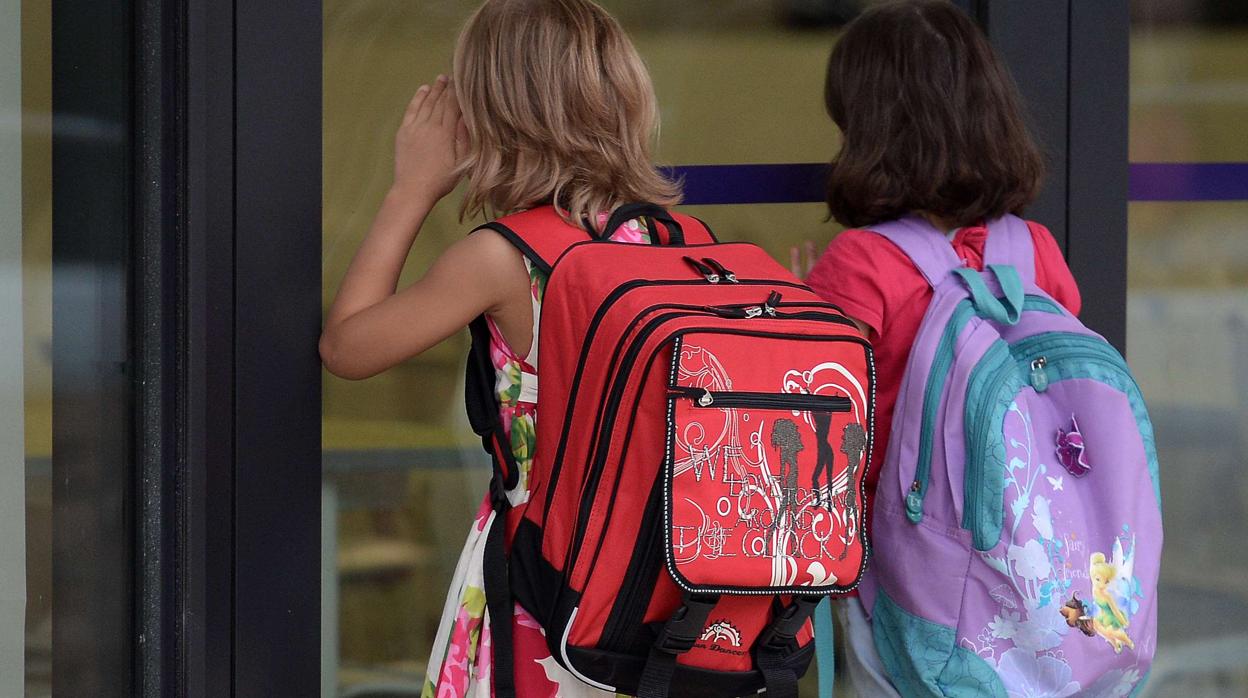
1130 6 1248 162
2 0 33 693
1125 201 1248 691
1129 3 1248 693
8 0 136 692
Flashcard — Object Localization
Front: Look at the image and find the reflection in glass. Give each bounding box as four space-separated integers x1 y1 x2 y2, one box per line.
1125 202 1248 692
10 0 53 693
1129 4 1248 693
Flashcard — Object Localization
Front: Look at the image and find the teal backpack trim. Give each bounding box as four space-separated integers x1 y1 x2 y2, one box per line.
952 266 1025 326
962 331 1163 549
909 300 976 523
815 597 835 698
908 296 1064 524
872 589 1005 697
962 340 1026 551
1009 332 1162 506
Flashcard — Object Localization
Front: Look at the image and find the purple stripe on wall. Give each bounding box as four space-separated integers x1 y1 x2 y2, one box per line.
1127 163 1248 202
667 163 828 206
668 162 1248 206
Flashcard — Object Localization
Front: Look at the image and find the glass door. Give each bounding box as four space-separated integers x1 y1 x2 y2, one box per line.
1127 4 1248 692
5 0 137 693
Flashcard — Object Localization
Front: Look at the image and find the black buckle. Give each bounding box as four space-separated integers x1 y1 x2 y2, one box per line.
489 472 510 512
654 595 717 655
757 597 820 652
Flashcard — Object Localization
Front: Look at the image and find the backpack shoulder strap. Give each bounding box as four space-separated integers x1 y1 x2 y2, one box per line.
982 214 1037 286
866 215 964 288
473 207 589 276
670 212 718 245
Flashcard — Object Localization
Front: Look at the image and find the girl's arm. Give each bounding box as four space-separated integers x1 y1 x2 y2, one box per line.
320 76 528 380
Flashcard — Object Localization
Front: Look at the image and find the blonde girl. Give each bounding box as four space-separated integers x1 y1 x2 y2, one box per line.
319 1 681 695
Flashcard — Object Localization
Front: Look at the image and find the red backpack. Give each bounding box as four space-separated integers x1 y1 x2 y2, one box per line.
464 204 876 698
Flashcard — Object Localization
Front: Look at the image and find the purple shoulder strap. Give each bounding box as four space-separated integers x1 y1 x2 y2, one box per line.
867 214 1037 288
867 216 963 287
982 214 1037 286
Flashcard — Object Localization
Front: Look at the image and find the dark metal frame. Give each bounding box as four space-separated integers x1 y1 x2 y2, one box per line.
962 0 1130 351
136 0 323 695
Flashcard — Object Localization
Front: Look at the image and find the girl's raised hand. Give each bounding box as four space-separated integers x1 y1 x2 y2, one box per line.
393 75 465 205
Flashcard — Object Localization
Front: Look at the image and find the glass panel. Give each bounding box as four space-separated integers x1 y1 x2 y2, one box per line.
1130 5 1248 162
323 2 852 695
6 0 51 692
7 0 134 693
2 0 31 693
1125 201 1248 692
1130 3 1248 693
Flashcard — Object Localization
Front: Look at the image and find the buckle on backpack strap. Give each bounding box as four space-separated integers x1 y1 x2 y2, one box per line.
488 471 510 513
757 597 821 653
654 595 718 655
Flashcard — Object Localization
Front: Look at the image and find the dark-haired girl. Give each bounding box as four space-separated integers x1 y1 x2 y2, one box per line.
802 1 1083 693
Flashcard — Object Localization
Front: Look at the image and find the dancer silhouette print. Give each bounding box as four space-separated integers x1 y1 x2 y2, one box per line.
769 419 804 554
839 422 867 559
811 412 837 509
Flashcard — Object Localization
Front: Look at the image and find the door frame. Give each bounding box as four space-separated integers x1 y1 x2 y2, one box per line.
123 0 324 694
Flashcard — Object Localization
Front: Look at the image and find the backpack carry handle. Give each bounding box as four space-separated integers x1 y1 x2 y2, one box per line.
602 202 685 245
953 264 1025 326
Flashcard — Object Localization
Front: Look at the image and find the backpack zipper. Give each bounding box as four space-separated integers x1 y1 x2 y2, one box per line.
702 257 738 283
960 340 1024 551
960 332 1137 551
670 387 852 412
906 294 1072 524
541 277 816 518
567 321 868 593
682 256 720 283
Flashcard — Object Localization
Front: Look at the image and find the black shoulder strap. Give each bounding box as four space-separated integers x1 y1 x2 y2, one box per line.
465 315 518 697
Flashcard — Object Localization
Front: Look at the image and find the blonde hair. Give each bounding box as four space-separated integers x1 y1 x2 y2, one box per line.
452 0 681 232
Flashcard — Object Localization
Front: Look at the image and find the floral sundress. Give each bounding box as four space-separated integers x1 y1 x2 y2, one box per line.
422 215 652 698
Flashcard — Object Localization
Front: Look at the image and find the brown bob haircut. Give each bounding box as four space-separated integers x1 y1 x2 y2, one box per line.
824 0 1045 229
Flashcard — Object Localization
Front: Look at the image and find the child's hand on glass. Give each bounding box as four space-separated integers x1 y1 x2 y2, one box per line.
789 240 820 279
392 75 469 205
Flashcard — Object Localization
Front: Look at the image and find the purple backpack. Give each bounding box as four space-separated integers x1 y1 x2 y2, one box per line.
858 215 1161 697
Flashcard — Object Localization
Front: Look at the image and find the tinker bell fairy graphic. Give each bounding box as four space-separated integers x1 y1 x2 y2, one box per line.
1086 535 1140 653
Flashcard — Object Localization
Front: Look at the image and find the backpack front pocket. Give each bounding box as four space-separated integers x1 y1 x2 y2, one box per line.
664 331 873 595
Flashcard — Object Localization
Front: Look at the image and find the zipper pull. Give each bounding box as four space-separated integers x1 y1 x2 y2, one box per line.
683 256 719 283
763 291 782 316
1030 356 1049 393
702 258 738 283
906 480 924 523
743 306 764 318
704 304 750 319
671 386 717 405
